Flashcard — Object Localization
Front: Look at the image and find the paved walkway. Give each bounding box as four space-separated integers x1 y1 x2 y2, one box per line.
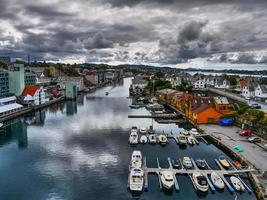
200 124 267 172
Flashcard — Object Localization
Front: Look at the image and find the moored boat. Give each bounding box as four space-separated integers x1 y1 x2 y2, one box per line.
148 134 157 144
190 128 199 135
172 159 180 169
230 176 245 192
182 156 193 169
210 172 225 189
177 135 187 145
105 92 109 96
129 104 141 109
219 156 230 169
195 159 207 169
129 131 138 144
192 172 209 192
158 134 168 145
232 160 242 169
140 135 148 144
131 151 142 168
160 171 175 190
187 135 196 145
139 127 147 134
129 167 144 192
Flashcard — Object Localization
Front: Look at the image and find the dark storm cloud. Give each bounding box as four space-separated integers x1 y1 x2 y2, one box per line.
0 0 267 65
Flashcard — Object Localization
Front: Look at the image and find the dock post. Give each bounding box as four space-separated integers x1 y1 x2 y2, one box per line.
221 174 234 193
204 174 216 193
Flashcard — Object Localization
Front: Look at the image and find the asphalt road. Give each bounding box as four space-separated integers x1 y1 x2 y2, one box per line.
200 124 267 172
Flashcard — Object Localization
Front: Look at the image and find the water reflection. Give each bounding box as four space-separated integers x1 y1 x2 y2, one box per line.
0 78 257 200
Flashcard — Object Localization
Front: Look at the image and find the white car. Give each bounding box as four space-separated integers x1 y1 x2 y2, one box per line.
248 136 261 143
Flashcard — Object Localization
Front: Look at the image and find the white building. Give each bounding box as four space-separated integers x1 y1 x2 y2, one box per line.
193 79 206 89
255 84 267 100
131 77 147 93
0 96 23 117
21 86 45 105
242 84 255 99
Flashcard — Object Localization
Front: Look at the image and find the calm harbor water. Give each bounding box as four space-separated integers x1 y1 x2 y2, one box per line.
0 78 257 200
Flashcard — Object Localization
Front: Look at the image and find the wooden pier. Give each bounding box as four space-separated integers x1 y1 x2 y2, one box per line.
140 157 255 192
128 113 183 119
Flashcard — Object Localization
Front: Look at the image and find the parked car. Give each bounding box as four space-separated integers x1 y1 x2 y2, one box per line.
248 136 261 143
249 103 261 109
240 129 254 136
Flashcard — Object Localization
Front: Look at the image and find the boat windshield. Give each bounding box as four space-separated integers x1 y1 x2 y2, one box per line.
197 176 207 186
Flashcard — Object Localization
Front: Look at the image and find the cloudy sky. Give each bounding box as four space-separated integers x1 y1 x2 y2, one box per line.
0 0 267 69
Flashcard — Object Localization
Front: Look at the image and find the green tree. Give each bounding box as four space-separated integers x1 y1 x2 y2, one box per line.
176 81 193 92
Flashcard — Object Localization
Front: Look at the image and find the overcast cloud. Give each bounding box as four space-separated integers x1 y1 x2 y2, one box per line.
0 0 267 68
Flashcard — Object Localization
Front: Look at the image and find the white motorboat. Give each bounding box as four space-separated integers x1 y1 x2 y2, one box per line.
140 135 148 144
160 171 175 190
182 156 193 169
180 128 189 135
190 128 199 135
187 136 196 145
148 134 157 144
158 134 168 145
192 172 209 192
210 172 225 189
230 176 245 192
139 127 147 134
129 131 138 144
131 151 142 168
177 135 187 145
129 167 144 192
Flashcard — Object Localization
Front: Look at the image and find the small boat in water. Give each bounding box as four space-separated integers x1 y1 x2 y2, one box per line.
148 134 157 144
129 104 141 109
172 159 180 169
190 128 199 135
139 127 147 134
192 172 209 192
187 136 196 145
105 92 109 96
160 171 175 190
183 156 193 169
230 176 245 192
158 134 168 145
195 159 207 169
210 172 225 189
131 151 142 168
140 135 148 144
219 156 230 169
129 131 138 144
147 128 155 135
129 167 144 192
177 135 187 145
232 160 242 169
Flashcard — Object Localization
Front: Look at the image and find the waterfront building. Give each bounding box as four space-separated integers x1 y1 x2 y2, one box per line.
85 70 99 85
213 97 234 116
156 89 177 104
0 56 11 65
57 76 84 91
0 96 23 117
130 76 147 94
9 64 25 96
214 78 230 89
0 69 9 96
105 69 115 81
21 85 45 105
242 82 256 99
192 104 222 124
66 82 77 99
25 72 37 86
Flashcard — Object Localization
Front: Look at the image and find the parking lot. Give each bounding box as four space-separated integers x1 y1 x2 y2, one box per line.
200 124 267 172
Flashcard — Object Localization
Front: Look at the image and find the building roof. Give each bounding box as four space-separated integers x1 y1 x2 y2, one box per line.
0 103 23 114
258 84 267 93
156 89 177 95
192 104 211 114
213 97 229 105
22 86 41 96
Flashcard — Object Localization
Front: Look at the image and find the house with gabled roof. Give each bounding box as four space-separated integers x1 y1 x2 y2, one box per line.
21 86 45 105
255 84 267 101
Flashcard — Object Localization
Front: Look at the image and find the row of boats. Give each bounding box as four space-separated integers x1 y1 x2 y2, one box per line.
128 151 246 193
129 127 199 146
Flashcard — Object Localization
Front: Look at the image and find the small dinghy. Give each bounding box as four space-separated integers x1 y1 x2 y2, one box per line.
139 127 147 134
172 159 180 169
230 176 245 192
140 135 148 144
192 172 209 192
219 156 230 169
177 135 187 145
210 172 225 189
158 135 168 145
148 134 157 144
195 159 207 170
